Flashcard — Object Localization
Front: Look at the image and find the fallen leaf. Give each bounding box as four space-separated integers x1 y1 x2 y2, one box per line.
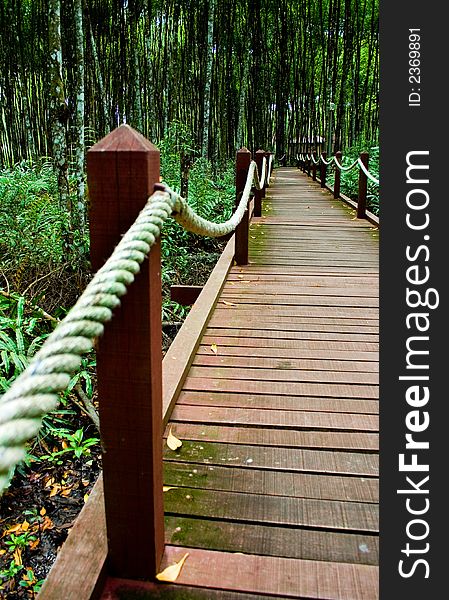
13 547 22 566
156 553 189 582
21 520 29 532
238 275 244 279
210 344 218 354
167 427 182 451
0 549 6 555
39 507 46 516
163 486 178 492
221 301 237 307
3 523 22 536
29 539 40 551
84 494 90 503
41 516 54 531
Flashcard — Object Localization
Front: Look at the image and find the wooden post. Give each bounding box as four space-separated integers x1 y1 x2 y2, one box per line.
265 151 273 187
334 150 342 199
87 125 164 580
235 147 251 265
253 149 265 216
262 151 269 195
320 151 327 188
312 152 317 181
357 151 369 219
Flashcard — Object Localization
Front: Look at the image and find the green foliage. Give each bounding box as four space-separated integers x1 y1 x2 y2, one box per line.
328 142 379 215
0 160 90 305
0 293 52 392
38 428 99 464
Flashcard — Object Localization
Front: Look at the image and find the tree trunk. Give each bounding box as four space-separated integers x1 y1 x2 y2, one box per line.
74 0 85 232
48 0 70 214
202 0 214 158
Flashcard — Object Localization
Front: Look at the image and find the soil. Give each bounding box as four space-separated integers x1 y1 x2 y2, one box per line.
0 242 225 598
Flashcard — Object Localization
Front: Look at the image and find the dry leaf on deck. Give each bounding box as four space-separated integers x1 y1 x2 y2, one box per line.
163 486 178 492
156 553 189 582
221 301 237 307
167 427 182 451
210 344 218 354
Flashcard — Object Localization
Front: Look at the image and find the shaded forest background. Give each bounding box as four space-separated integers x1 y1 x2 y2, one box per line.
1 0 379 169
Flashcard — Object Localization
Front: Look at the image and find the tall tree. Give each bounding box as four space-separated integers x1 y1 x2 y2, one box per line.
48 0 70 212
74 0 85 230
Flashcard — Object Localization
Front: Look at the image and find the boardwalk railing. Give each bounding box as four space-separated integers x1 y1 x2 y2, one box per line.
0 124 273 592
297 151 379 225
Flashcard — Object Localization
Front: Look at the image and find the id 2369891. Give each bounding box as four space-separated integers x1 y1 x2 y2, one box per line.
409 29 421 107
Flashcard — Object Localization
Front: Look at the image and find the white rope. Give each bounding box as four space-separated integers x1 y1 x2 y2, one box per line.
253 157 267 190
334 156 359 172
320 155 333 166
357 157 380 185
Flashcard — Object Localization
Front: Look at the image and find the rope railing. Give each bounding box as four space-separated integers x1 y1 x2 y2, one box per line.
334 156 359 172
296 149 379 222
0 145 268 494
357 156 379 185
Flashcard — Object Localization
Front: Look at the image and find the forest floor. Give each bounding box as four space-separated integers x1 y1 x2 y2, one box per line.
0 242 224 599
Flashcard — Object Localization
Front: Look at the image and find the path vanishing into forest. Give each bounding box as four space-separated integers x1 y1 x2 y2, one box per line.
160 167 380 599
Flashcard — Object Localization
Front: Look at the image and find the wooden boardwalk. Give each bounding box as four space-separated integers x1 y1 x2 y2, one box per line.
161 168 379 599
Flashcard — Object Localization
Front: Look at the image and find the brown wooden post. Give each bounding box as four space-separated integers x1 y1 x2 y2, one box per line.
87 125 164 580
253 149 265 217
320 151 327 188
357 151 369 219
312 153 317 181
262 151 269 195
265 151 273 187
235 147 251 265
334 150 342 199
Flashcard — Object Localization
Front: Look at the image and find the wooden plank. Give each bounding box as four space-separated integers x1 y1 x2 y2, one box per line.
221 284 379 298
226 274 378 282
170 405 378 431
205 327 378 342
193 354 379 372
159 546 379 599
162 236 235 423
209 318 379 335
197 336 379 360
166 423 379 451
187 365 379 385
163 440 379 476
213 305 379 319
165 517 379 565
102 579 298 600
163 487 378 532
217 294 378 307
183 377 379 399
38 475 107 600
202 335 379 352
177 391 379 414
163 462 378 502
